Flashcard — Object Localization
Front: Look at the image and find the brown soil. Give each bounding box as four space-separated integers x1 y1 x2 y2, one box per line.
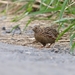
0 14 70 49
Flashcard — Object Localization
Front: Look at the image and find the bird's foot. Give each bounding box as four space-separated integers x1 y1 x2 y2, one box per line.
40 45 44 48
32 40 38 44
46 44 52 48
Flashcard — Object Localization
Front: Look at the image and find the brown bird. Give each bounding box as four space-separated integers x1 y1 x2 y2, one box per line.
33 26 59 48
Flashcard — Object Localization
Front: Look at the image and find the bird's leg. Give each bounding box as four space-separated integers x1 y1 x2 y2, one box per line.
32 40 38 43
40 45 45 48
39 43 46 48
38 45 44 49
46 44 52 48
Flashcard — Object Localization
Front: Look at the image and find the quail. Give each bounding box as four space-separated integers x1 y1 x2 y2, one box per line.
33 25 59 47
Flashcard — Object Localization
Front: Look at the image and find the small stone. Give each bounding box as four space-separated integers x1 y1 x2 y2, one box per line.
51 49 54 52
6 30 11 33
2 27 6 30
12 26 21 35
54 50 59 53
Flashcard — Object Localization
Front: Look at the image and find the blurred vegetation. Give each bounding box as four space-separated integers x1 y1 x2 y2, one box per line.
0 0 75 53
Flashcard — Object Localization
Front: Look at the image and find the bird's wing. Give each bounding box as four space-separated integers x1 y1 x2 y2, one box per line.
44 27 59 38
46 31 56 39
42 30 56 39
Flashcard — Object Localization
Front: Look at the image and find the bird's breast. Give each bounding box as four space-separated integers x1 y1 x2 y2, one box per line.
34 33 47 43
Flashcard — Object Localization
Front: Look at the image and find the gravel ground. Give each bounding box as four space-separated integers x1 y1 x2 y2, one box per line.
0 42 75 75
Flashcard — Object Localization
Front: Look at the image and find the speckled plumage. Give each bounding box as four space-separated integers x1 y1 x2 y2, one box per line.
33 26 59 47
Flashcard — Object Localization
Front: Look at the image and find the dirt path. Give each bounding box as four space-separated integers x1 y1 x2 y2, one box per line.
0 42 75 75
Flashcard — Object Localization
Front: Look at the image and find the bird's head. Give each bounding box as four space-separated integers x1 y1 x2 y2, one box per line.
32 25 41 33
